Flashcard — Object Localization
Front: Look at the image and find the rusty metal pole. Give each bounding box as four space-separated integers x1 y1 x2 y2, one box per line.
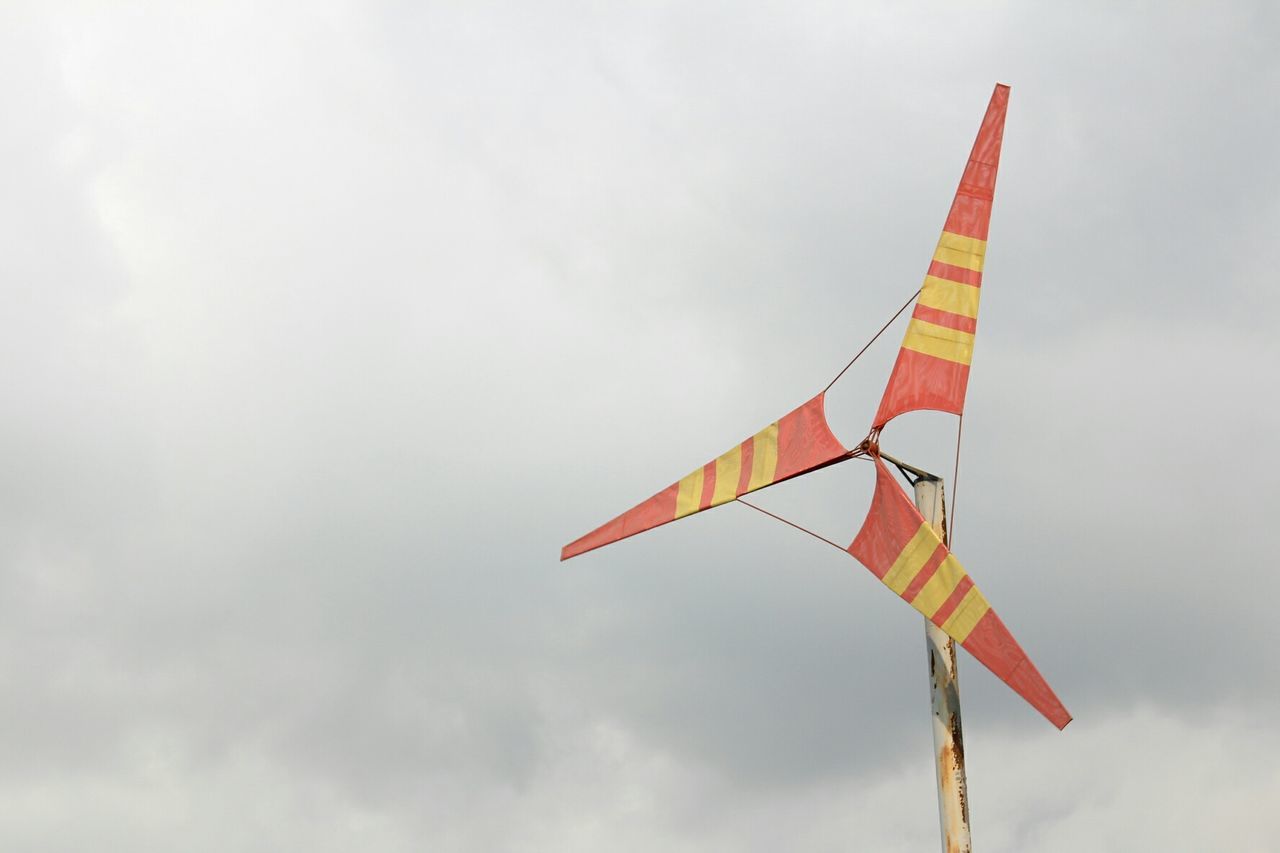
913 475 972 853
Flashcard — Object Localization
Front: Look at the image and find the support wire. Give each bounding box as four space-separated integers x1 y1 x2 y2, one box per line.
822 288 921 394
948 413 963 548
736 498 848 554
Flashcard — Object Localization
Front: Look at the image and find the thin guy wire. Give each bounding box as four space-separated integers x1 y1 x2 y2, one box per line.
822 288 922 394
948 413 964 548
736 498 848 553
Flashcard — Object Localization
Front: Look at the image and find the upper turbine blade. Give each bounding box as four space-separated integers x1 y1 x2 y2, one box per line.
873 84 1009 429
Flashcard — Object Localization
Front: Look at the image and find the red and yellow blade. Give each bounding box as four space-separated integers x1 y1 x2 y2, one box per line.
848 454 1070 728
561 393 848 561
872 84 1009 429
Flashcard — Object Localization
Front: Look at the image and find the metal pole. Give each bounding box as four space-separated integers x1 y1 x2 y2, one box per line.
913 475 972 853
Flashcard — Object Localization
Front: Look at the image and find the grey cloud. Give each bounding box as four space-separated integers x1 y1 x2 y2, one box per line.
1 1 1277 850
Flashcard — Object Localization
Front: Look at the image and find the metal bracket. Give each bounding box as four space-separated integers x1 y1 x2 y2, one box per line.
878 450 940 486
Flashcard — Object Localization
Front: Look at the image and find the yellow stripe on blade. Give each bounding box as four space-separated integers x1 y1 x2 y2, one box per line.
901 319 975 365
919 275 981 319
746 423 779 492
910 554 967 619
940 586 990 643
933 231 986 272
881 523 940 595
674 467 704 519
711 446 742 507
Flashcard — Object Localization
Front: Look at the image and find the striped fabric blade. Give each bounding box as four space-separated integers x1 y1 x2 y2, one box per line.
848 454 1071 729
872 83 1009 429
561 393 849 561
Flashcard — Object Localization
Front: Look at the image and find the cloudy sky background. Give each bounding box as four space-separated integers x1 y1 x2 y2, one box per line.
3 2 1278 850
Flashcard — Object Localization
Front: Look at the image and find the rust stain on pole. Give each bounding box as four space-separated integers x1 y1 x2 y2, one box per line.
915 477 972 853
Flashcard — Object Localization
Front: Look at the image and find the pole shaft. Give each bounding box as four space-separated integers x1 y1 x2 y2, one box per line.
913 477 972 853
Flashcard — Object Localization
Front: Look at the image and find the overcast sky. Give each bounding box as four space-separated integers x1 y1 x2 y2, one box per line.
2 2 1278 850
